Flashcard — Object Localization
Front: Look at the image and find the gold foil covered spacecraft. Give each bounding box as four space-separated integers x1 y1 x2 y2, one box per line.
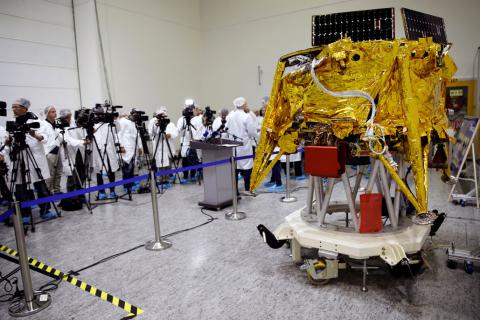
251 38 456 214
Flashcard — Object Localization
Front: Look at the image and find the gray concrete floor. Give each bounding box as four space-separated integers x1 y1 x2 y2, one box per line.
0 171 479 320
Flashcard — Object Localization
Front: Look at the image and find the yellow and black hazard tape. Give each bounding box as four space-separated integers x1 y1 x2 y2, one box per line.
0 244 144 319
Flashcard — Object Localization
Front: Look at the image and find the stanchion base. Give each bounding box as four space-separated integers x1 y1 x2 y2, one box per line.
225 211 246 221
145 239 172 251
8 291 51 317
280 196 297 203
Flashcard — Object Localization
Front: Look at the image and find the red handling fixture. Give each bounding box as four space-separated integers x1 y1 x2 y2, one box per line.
359 193 383 233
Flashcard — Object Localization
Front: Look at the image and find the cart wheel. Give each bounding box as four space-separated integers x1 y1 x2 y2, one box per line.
464 261 474 274
452 200 458 205
447 260 457 269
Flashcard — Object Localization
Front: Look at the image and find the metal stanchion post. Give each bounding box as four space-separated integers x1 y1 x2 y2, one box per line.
281 154 297 203
361 259 368 292
145 170 172 251
8 201 51 317
225 156 246 220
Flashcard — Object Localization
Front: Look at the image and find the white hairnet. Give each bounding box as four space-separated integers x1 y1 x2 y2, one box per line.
13 98 31 109
261 96 269 103
44 105 55 116
157 106 167 115
233 97 246 108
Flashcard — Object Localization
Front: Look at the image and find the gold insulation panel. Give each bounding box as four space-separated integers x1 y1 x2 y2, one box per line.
251 38 456 214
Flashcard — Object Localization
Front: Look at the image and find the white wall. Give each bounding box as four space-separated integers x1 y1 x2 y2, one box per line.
74 0 203 122
1 0 478 121
200 0 480 111
0 0 80 120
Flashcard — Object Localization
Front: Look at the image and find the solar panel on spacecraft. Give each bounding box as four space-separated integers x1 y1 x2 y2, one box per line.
401 8 448 45
312 8 395 46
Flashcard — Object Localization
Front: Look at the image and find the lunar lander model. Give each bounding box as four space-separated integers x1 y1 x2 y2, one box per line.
253 8 455 288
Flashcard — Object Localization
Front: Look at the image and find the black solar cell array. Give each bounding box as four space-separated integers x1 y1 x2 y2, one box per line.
401 8 448 45
312 8 395 46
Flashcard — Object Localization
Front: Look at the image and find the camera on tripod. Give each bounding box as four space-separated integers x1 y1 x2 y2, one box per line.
74 108 95 137
155 113 170 132
93 102 122 124
6 113 40 134
203 106 216 126
129 109 149 126
54 117 70 130
182 105 194 120
5 112 41 156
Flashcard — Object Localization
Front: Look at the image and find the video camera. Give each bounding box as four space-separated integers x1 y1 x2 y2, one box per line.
155 113 170 133
182 105 194 119
75 108 94 127
5 112 41 151
182 99 195 125
74 108 96 138
0 101 6 117
203 106 216 127
6 112 40 134
93 102 122 124
74 102 123 136
129 109 149 126
55 117 70 130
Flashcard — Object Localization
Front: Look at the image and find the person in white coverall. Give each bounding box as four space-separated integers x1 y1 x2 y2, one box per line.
59 109 90 193
177 104 202 183
118 111 142 193
7 98 55 223
226 97 258 193
40 105 63 194
92 106 122 200
212 108 229 139
149 107 178 187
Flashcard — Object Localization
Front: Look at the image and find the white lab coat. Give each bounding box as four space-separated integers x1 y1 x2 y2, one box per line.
63 126 86 176
0 126 11 179
256 115 264 133
247 111 258 147
149 121 178 168
39 120 62 154
226 109 258 170
92 122 121 173
176 115 202 158
11 120 50 183
117 117 139 164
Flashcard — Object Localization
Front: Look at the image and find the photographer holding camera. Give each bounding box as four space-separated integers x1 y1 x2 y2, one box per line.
149 107 178 187
176 101 202 183
62 109 91 193
92 104 121 200
7 98 56 222
40 105 63 194
118 111 143 193
212 108 230 139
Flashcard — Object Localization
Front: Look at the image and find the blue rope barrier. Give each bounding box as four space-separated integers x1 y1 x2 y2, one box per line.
19 155 250 208
20 174 149 208
15 148 301 209
0 208 14 223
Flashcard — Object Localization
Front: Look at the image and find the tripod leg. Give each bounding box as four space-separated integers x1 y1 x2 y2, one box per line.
164 137 182 184
24 147 61 217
